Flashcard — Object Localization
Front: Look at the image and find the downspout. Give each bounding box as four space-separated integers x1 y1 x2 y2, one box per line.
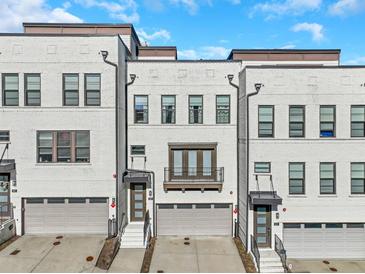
100 50 120 234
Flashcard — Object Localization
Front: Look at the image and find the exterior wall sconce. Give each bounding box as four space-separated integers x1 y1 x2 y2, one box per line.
255 83 264 92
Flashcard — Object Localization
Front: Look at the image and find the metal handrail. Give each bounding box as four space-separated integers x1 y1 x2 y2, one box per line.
164 167 224 183
275 234 288 272
143 210 151 246
251 235 260 272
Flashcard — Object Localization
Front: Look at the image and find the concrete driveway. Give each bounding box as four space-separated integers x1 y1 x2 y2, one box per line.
288 259 365 273
0 235 145 273
150 236 246 273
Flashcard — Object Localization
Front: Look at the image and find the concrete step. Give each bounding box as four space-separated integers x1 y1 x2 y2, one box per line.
260 266 285 273
121 235 144 242
260 260 283 267
123 231 144 237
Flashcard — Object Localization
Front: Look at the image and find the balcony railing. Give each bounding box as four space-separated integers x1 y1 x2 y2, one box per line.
0 203 13 226
164 167 224 183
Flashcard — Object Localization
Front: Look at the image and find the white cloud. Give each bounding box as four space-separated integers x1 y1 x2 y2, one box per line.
253 0 322 17
178 46 230 59
344 56 365 65
328 0 365 16
75 0 140 23
137 29 171 43
0 0 82 33
280 44 296 49
228 0 241 4
291 22 324 42
144 0 165 12
219 39 229 44
170 0 199 15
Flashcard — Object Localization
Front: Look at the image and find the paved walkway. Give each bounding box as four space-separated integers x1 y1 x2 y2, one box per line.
288 259 365 273
150 236 246 273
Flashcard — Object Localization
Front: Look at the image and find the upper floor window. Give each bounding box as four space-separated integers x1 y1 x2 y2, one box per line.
254 162 271 173
258 105 274 137
216 95 230 124
2 74 19 106
289 163 305 195
289 106 305 137
131 145 145 155
37 131 90 163
320 106 336 137
85 74 101 106
63 74 79 106
320 163 336 194
25 74 41 106
189 95 203 124
161 95 176 124
134 95 148 124
351 106 365 137
351 163 365 194
0 131 10 142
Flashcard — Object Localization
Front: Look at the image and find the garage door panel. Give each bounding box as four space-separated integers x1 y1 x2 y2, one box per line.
24 198 108 235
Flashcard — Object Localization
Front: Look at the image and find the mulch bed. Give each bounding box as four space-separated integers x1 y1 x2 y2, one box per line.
0 236 20 252
140 237 156 273
234 237 257 273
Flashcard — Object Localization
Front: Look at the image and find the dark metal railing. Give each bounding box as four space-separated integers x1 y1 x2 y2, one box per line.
251 235 260 272
164 167 224 183
275 234 288 272
0 203 13 226
143 210 151 247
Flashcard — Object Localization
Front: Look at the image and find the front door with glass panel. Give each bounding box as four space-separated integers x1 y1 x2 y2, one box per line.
130 183 146 222
0 174 10 217
254 205 271 248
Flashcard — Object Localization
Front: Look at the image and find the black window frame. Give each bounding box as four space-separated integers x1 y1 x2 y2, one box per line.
320 162 336 194
161 95 176 124
0 131 10 142
189 95 203 124
134 95 149 124
351 105 365 137
216 95 231 124
2 73 19 106
289 105 305 138
351 162 365 194
258 105 274 138
254 162 271 173
289 162 305 195
84 73 101 106
24 73 41 106
131 145 146 156
320 105 336 138
63 73 79 106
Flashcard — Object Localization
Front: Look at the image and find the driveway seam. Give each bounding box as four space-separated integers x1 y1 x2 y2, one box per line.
29 244 56 273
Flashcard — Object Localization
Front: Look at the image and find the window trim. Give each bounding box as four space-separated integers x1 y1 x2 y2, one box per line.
188 95 204 124
319 105 336 138
216 94 231 124
84 73 101 106
258 105 274 138
319 162 336 195
351 105 365 138
24 73 41 107
351 162 365 194
134 95 149 124
161 95 176 124
63 73 79 106
289 105 305 138
289 162 305 195
2 73 19 107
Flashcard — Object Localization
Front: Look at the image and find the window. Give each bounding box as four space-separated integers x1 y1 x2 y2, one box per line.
0 131 10 142
47 198 65 204
320 106 336 137
258 106 274 137
63 74 79 106
351 163 365 194
216 95 230 124
325 223 343 229
351 106 365 137
85 74 101 106
189 95 203 124
289 106 305 137
134 95 148 124
131 145 145 155
254 162 271 173
37 131 90 163
304 223 322 229
320 163 336 194
2 74 19 106
25 74 41 106
347 223 364 228
169 144 216 180
161 95 176 124
283 223 301 229
68 198 86 203
289 163 305 194
90 198 107 203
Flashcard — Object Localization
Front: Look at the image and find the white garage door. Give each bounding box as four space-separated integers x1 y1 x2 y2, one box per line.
24 198 109 235
157 203 232 236
284 223 365 259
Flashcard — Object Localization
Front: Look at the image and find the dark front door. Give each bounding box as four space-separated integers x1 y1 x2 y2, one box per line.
130 183 146 222
0 174 10 217
254 205 272 248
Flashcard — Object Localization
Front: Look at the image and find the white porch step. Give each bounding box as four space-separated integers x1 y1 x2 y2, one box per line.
260 260 283 267
258 248 285 273
260 266 285 273
120 223 145 249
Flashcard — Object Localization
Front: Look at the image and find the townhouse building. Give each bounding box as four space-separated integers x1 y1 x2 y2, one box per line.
0 22 364 269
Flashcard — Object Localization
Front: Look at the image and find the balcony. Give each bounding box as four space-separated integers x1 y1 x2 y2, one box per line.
163 167 224 191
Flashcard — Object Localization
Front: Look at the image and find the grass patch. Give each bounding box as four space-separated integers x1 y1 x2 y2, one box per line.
140 237 156 273
234 237 257 273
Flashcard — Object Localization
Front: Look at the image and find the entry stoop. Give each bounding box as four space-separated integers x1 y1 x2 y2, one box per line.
259 248 285 273
120 223 145 249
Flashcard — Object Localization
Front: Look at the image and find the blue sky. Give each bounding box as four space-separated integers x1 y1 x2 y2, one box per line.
1 0 365 63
